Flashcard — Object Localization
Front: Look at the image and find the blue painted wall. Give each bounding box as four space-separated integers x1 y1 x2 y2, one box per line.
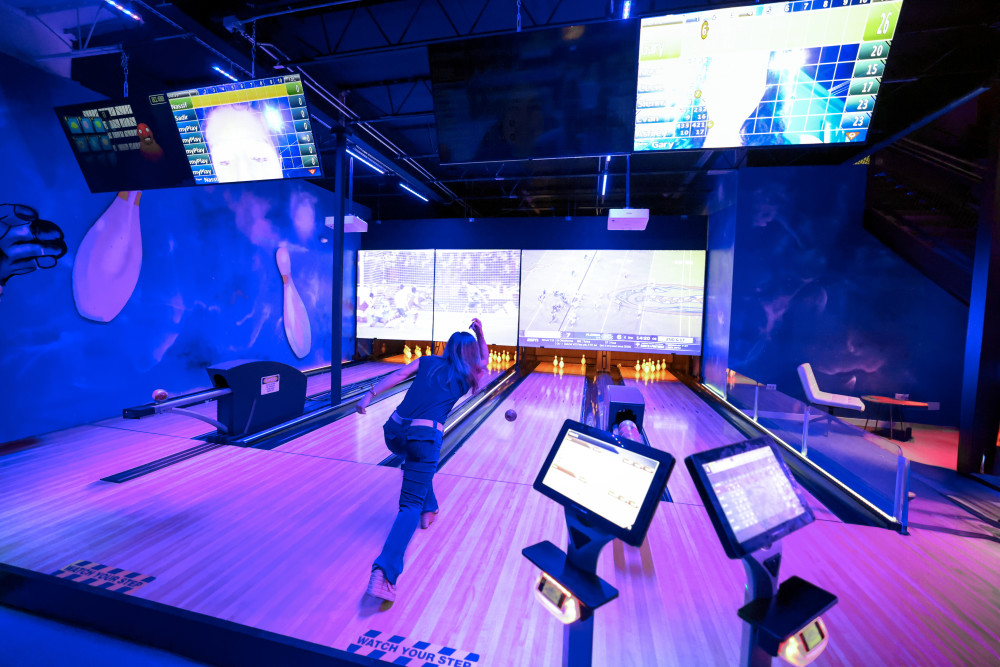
703 172 738 396
729 166 967 425
0 54 352 443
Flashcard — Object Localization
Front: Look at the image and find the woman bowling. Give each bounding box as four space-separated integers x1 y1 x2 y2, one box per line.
355 318 489 603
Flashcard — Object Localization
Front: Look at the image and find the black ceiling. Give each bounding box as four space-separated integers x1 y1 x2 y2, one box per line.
13 0 1000 219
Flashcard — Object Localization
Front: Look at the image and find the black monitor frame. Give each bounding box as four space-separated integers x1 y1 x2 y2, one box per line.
533 419 674 547
686 437 814 559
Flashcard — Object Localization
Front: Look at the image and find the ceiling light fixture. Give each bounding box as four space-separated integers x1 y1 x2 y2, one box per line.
400 183 429 202
212 65 238 82
347 148 385 174
104 0 141 21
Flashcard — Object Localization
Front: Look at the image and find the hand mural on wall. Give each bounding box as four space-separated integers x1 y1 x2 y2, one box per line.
0 203 68 300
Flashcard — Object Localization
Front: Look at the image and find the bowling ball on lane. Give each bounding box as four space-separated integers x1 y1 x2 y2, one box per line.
505 409 517 422
152 389 168 402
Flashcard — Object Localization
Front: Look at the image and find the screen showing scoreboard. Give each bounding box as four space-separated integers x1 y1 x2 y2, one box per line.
519 250 705 354
55 96 194 193
635 0 903 151
165 74 321 185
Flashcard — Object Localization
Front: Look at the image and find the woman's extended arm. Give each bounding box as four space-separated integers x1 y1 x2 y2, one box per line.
355 357 421 415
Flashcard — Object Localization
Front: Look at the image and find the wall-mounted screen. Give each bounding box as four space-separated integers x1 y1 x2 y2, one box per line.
433 250 520 345
635 0 903 151
429 21 639 163
165 74 321 184
55 96 194 193
357 250 435 341
519 250 704 354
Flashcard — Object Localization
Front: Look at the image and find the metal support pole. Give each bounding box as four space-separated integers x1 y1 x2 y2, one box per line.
958 84 1000 474
741 543 782 667
330 128 346 405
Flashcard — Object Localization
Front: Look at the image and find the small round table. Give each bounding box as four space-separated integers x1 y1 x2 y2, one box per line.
861 395 929 441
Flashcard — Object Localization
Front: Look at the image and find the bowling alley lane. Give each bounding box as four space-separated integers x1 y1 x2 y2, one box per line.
621 367 842 521
441 366 585 484
274 365 507 464
94 360 405 440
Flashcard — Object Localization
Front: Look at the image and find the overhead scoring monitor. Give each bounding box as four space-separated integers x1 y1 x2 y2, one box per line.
166 74 322 184
635 0 904 151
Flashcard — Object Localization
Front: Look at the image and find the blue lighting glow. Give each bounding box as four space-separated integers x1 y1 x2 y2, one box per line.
212 66 238 82
601 174 608 196
347 149 386 175
104 0 141 21
400 183 429 202
264 107 284 131
622 0 631 20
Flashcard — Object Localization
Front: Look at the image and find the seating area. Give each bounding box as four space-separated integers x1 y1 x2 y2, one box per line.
797 362 865 414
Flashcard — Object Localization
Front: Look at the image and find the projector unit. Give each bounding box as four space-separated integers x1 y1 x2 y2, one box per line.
608 208 649 230
325 215 368 233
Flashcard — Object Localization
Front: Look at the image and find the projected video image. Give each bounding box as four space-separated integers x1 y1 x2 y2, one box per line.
433 250 520 345
357 250 434 341
635 0 902 151
519 250 704 354
166 74 321 185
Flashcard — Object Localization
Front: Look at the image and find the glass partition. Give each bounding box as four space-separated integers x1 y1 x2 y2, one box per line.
724 370 910 527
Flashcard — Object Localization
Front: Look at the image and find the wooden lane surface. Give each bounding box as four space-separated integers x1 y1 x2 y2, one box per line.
92 362 400 440
276 367 505 464
623 370 841 522
620 369 745 505
441 369 586 485
2 422 999 666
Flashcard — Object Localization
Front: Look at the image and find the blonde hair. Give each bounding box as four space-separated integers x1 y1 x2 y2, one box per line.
435 331 482 393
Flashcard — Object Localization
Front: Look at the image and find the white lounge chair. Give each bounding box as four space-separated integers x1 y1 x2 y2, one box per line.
797 363 865 414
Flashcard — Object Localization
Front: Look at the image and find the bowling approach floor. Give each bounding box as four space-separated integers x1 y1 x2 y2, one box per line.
1 364 999 666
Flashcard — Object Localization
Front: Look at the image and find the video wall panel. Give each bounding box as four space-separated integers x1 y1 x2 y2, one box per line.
518 250 705 354
356 250 435 340
433 250 520 345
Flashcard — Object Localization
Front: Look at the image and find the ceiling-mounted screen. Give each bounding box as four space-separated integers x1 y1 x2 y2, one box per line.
165 74 321 184
357 250 435 341
429 21 639 163
55 96 194 193
635 0 903 151
433 250 520 346
519 250 704 355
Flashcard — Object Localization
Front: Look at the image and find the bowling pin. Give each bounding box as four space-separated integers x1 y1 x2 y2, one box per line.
415 345 422 357
73 191 143 322
275 247 312 359
635 361 640 373
581 355 586 365
558 357 564 368
426 346 431 356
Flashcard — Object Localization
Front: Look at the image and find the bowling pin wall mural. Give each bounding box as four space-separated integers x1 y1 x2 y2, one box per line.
275 246 312 358
73 191 143 322
0 203 68 300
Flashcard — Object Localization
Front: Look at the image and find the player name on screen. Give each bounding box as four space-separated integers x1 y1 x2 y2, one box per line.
165 74 321 185
634 0 903 151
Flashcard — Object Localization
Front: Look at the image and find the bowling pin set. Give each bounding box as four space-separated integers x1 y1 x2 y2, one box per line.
403 345 433 362
487 350 512 368
635 358 666 375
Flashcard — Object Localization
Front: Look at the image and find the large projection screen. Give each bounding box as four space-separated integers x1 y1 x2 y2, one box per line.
635 0 902 151
357 250 435 341
519 250 704 354
433 250 520 345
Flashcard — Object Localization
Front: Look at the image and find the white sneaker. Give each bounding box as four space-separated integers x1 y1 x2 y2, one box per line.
366 567 396 602
420 510 439 530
